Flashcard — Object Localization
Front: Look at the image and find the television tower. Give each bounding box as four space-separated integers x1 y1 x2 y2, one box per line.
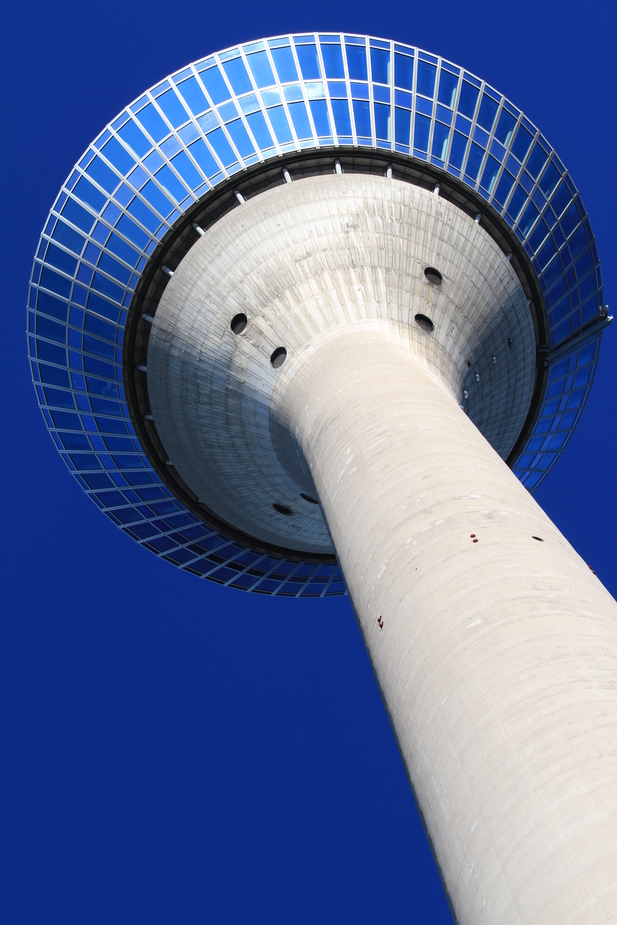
28 34 616 924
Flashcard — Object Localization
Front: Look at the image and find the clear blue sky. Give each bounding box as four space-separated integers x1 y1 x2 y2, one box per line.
1 1 615 923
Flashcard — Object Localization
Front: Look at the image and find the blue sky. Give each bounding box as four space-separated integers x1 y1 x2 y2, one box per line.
1 1 616 922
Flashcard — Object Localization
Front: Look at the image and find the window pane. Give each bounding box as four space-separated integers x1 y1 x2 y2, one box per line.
395 107 411 145
331 99 352 136
416 62 436 98
296 45 321 80
394 53 413 90
438 70 458 108
346 44 368 81
271 46 298 83
322 44 345 79
370 48 390 85
246 51 275 88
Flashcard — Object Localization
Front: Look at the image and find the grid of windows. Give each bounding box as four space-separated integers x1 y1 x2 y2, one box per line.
28 33 606 594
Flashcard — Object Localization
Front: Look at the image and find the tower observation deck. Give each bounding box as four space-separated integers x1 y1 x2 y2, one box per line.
28 34 617 924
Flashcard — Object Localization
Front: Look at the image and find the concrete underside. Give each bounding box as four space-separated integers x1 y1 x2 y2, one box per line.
148 174 535 554
145 174 617 923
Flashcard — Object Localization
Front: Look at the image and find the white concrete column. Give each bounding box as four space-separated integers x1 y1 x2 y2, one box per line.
276 330 617 925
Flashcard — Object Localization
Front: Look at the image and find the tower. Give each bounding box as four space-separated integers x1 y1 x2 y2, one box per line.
28 32 617 924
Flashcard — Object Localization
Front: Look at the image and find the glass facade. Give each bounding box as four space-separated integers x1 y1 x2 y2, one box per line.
28 34 606 594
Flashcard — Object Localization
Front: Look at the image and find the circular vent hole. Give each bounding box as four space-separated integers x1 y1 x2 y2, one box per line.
230 313 247 334
273 503 293 516
424 267 443 285
271 347 287 369
415 313 434 333
300 493 318 504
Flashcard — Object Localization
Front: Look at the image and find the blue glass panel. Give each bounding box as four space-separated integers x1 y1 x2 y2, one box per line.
91 271 124 304
507 185 527 221
170 150 202 190
206 128 237 166
245 111 274 149
432 121 449 160
458 82 479 119
188 138 220 177
98 252 131 285
495 109 516 146
246 51 275 88
85 156 118 194
373 84 390 103
267 106 293 144
438 70 458 108
37 340 66 368
176 77 209 115
539 161 560 199
39 363 70 387
223 57 253 95
101 136 135 175
519 201 539 236
140 179 173 217
46 243 78 275
527 143 549 180
394 53 413 90
529 219 549 251
51 221 85 255
477 94 498 132
296 45 321 80
200 66 231 104
328 81 347 98
157 90 188 128
561 201 582 237
226 119 255 157
87 292 120 323
465 143 484 181
350 82 369 100
414 113 430 151
61 199 95 234
322 44 345 79
448 132 467 169
374 103 390 140
574 247 594 280
331 99 352 137
309 99 330 136
493 169 515 207
346 44 368 81
417 61 436 98
37 290 68 321
480 155 500 194
512 124 533 163
570 224 589 260
74 177 106 212
136 104 169 142
43 387 75 409
352 99 371 137
51 410 82 430
370 47 390 85
85 313 116 342
37 315 66 343
271 46 298 83
288 101 312 139
118 120 150 158
121 204 157 241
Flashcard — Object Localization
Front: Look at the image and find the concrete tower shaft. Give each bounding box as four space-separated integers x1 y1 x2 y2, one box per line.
144 172 617 922
277 333 617 924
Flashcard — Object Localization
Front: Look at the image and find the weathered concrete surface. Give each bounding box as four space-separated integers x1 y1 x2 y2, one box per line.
146 172 617 923
275 330 617 925
148 174 534 553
